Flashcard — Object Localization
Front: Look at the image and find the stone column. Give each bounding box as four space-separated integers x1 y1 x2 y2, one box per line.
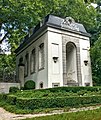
18 64 24 87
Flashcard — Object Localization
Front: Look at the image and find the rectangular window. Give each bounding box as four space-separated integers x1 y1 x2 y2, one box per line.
30 49 36 73
24 53 29 77
39 43 44 70
52 83 60 88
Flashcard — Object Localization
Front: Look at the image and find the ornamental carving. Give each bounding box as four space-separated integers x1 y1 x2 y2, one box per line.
61 17 79 31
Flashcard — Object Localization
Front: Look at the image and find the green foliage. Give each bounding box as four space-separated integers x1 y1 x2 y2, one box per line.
15 96 101 110
9 86 101 99
24 80 35 90
1 87 101 114
90 35 101 85
0 54 16 73
77 90 87 96
6 95 17 105
0 94 7 101
9 87 19 93
4 86 101 110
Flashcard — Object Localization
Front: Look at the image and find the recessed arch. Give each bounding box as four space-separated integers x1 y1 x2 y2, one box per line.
66 42 78 85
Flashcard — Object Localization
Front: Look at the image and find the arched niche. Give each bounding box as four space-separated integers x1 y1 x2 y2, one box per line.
66 42 78 86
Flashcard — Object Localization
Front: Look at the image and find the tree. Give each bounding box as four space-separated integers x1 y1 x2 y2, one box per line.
90 0 101 85
0 0 97 50
90 34 101 85
0 0 98 83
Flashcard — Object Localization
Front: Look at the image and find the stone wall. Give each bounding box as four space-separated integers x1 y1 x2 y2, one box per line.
0 83 20 93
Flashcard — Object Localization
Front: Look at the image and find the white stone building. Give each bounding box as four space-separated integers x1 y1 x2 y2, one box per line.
15 15 92 89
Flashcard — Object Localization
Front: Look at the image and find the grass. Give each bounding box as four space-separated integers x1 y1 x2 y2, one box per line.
22 108 101 120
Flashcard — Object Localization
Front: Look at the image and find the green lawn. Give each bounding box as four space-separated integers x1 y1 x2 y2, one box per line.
22 108 101 120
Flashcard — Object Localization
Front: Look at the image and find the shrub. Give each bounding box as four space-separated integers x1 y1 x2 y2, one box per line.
16 95 101 110
9 87 19 93
77 90 87 96
24 80 35 90
6 95 17 105
0 94 7 101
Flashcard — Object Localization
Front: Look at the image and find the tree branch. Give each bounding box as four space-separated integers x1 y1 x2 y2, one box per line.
0 32 9 44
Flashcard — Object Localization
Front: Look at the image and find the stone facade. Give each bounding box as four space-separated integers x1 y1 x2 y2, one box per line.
15 15 92 89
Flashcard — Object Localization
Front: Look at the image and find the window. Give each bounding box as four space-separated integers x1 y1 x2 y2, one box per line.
24 53 29 76
39 82 43 89
39 43 44 70
85 83 90 86
30 49 36 73
19 57 23 65
52 83 60 88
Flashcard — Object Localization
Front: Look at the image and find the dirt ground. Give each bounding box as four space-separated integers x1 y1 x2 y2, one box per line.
0 105 101 120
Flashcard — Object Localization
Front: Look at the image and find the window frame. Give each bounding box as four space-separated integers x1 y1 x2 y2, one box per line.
30 48 36 74
38 43 44 70
24 53 29 77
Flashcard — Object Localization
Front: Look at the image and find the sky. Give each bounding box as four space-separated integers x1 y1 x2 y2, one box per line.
0 30 11 54
91 3 97 8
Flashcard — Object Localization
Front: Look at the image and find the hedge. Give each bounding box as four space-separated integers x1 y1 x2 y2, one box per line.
14 95 101 110
0 94 7 101
9 87 19 93
6 95 17 105
13 86 101 99
1 86 101 110
31 86 101 93
47 86 101 93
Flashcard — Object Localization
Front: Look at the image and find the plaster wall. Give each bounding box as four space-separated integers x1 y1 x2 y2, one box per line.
47 28 63 88
16 31 48 89
16 26 92 89
79 38 92 86
47 27 92 86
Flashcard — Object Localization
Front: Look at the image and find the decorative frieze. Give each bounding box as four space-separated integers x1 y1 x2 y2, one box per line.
61 17 79 31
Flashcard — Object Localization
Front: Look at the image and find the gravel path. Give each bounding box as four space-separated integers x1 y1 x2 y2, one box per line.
0 105 101 120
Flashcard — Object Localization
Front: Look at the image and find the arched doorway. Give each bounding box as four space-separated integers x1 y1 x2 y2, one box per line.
66 42 78 86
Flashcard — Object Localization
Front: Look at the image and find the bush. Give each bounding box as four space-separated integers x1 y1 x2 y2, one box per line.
47 86 101 93
0 94 7 101
6 95 17 105
24 80 35 90
16 95 101 110
8 86 101 99
2 86 101 111
9 87 19 93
